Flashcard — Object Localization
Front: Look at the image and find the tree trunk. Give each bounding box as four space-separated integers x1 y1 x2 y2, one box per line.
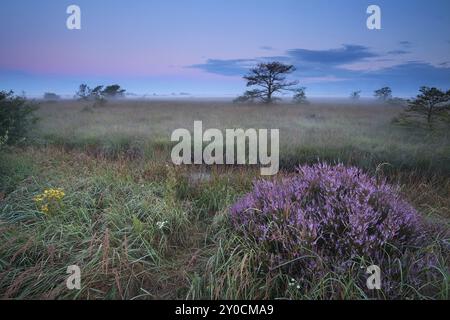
427 103 433 128
266 86 272 103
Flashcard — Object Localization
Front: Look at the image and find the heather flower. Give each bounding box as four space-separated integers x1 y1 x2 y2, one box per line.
230 163 439 297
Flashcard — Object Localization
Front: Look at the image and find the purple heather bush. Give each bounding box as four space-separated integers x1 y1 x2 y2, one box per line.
230 163 442 296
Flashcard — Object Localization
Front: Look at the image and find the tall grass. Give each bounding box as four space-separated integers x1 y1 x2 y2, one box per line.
31 100 450 176
0 149 195 299
0 100 449 299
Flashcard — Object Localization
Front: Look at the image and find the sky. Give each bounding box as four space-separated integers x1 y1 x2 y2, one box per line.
0 0 449 98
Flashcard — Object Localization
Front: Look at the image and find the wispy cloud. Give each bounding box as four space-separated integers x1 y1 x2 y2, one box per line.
287 45 378 65
188 44 450 94
364 62 450 87
189 59 256 76
189 44 379 76
387 50 411 55
399 41 412 48
298 75 350 84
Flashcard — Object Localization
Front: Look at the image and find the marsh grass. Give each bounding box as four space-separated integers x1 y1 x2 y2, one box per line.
0 149 191 298
31 100 450 175
0 100 449 299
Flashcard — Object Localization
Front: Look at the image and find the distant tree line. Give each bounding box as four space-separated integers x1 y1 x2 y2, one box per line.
374 87 393 101
349 87 403 103
232 61 416 106
350 86 449 127
351 86 449 127
43 92 61 101
233 61 449 128
75 84 126 103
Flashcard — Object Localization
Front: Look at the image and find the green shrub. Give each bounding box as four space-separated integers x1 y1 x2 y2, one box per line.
0 131 7 150
0 91 38 144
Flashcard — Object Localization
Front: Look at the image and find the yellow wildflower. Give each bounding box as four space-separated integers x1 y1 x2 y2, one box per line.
34 188 65 215
41 204 49 214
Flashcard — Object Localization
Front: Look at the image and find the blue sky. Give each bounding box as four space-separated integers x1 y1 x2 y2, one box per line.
0 0 449 97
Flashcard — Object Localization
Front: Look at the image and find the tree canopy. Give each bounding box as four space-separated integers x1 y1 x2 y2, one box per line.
236 62 298 104
405 86 450 127
374 87 392 101
75 84 126 101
